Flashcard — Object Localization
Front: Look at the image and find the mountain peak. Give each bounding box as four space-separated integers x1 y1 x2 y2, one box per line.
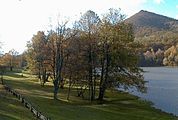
125 10 178 37
139 10 148 13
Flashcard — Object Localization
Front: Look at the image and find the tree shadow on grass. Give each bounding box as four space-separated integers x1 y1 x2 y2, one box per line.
0 113 19 120
5 72 28 78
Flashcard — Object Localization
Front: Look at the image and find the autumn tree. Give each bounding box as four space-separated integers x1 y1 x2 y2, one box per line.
77 10 101 101
46 31 57 79
163 45 178 66
26 31 50 86
26 8 145 101
63 35 86 100
97 8 145 101
0 49 19 71
53 20 77 99
53 21 66 99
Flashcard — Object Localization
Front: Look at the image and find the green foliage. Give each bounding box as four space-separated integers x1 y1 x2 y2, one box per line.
98 10 144 99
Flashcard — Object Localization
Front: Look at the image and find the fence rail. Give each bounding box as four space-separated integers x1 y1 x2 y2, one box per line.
3 84 51 120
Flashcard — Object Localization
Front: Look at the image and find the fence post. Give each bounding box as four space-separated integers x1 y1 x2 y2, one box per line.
3 84 50 120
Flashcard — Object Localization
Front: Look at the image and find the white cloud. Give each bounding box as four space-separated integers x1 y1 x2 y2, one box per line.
154 0 164 4
176 5 178 9
176 15 178 19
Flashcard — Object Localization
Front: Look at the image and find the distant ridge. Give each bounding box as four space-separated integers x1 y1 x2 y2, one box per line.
125 10 178 37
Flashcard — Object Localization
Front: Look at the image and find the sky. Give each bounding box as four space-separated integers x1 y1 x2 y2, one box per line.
0 0 178 54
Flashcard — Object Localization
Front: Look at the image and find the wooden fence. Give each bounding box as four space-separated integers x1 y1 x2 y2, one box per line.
3 85 51 120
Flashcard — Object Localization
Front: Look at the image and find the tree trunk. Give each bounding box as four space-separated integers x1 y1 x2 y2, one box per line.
88 47 94 101
53 41 63 99
53 63 62 100
53 67 62 99
98 86 106 101
1 75 4 85
98 44 105 101
98 44 109 101
38 65 41 80
67 75 72 100
10 66 13 71
53 77 60 100
52 48 56 79
93 69 96 100
41 68 47 87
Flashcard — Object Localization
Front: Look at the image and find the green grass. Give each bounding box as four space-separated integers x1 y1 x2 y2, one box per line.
1 70 178 120
0 85 35 120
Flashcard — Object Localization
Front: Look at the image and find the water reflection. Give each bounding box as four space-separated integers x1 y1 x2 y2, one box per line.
129 67 178 116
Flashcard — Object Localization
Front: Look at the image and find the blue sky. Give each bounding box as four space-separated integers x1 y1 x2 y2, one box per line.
0 0 178 54
141 0 178 19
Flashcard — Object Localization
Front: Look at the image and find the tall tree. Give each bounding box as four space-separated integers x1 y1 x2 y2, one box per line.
78 10 101 101
53 20 76 99
53 21 66 99
26 31 50 86
98 8 145 101
46 31 57 80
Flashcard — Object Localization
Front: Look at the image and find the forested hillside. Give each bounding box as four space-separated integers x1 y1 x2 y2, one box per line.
126 10 178 66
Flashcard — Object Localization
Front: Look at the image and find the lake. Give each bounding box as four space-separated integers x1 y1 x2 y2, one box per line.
129 67 178 116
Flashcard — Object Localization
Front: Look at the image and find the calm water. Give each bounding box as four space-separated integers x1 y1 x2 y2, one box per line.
130 67 178 116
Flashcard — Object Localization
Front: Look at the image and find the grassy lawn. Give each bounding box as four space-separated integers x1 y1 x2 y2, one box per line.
0 84 34 120
0 70 177 120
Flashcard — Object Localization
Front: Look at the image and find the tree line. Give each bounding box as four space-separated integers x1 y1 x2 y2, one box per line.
26 8 145 101
0 49 26 70
139 44 178 66
135 27 178 66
